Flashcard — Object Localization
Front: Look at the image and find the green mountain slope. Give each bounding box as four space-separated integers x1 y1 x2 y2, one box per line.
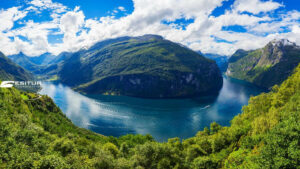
28 52 56 65
227 39 300 89
227 49 252 63
7 52 58 75
56 35 223 98
8 52 42 72
1 64 299 168
0 52 33 81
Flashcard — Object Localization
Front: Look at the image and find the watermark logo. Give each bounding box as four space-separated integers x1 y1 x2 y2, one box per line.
0 81 14 88
0 81 42 88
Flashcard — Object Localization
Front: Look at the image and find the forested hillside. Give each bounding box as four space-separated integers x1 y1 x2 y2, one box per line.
54 35 223 98
0 64 299 168
0 52 33 81
227 39 300 89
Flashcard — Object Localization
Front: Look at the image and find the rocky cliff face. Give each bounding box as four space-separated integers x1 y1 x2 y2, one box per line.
227 39 300 89
55 35 223 98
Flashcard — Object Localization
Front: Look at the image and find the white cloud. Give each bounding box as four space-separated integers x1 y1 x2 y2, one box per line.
118 6 126 12
233 0 283 14
55 8 86 53
113 10 118 14
6 20 57 56
30 0 67 13
59 9 85 35
0 7 27 32
0 0 299 57
292 25 300 34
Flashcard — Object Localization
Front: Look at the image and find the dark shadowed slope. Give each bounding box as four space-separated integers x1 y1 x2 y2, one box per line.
0 52 33 81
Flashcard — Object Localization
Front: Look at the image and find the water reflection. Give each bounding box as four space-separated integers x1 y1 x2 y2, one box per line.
40 76 265 142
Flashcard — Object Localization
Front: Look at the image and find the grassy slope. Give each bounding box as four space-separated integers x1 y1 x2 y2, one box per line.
0 63 300 168
227 50 263 82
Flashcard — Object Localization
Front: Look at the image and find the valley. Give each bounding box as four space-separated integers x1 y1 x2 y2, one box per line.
2 37 298 143
0 59 299 168
1 0 300 168
0 34 299 168
39 76 264 142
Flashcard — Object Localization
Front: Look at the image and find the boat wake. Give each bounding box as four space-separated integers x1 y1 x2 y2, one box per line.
200 105 211 110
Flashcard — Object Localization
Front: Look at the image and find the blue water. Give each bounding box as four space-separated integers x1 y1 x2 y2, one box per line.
39 76 265 142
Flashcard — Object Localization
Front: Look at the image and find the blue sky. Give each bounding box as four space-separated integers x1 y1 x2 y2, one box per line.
0 0 299 56
0 0 134 26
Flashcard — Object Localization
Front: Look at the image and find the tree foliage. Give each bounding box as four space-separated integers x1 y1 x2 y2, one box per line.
1 64 300 168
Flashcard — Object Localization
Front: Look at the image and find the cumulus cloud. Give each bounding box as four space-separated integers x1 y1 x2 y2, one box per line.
0 0 299 57
30 0 67 13
0 7 27 31
233 0 283 14
60 9 85 38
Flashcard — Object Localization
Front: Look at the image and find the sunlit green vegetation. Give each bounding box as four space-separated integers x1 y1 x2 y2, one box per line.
1 64 300 168
20 93 29 100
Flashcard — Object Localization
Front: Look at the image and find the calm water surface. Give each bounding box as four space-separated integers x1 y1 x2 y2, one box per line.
40 76 265 142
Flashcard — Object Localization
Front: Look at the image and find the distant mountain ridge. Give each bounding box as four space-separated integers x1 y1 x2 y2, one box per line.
46 34 223 98
10 52 57 65
7 51 74 76
227 39 300 88
7 52 40 72
0 52 33 81
202 53 228 72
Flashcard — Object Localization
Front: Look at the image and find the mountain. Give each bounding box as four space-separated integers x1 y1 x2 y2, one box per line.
53 35 223 98
0 52 33 81
7 52 40 72
48 52 73 65
228 49 252 63
27 52 56 65
227 39 300 89
8 52 57 73
1 61 299 168
202 53 228 72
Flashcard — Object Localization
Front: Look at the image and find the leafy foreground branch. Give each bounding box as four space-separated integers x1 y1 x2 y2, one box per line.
1 65 300 169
